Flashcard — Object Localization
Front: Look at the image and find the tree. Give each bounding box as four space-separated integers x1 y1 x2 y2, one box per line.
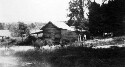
18 22 30 41
29 23 36 29
88 2 102 36
67 0 90 31
88 0 125 36
6 23 19 37
0 23 4 30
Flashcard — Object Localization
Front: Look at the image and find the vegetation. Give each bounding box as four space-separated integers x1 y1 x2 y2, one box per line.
17 22 29 41
1 0 125 67
0 37 17 47
67 0 90 31
15 46 125 67
67 0 125 37
0 23 4 30
89 0 125 36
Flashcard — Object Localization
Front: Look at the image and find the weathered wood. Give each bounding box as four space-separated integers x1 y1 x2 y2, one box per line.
41 21 78 44
41 22 61 44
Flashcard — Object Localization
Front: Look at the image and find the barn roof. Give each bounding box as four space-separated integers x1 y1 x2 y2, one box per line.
0 30 11 37
41 21 75 31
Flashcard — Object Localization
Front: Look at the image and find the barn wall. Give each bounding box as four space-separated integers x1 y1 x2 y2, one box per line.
61 30 78 43
42 23 61 44
42 22 78 44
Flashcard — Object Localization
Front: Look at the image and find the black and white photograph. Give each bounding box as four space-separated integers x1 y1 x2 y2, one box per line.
0 0 125 67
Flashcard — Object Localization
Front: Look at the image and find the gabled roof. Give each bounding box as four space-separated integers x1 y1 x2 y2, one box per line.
0 30 11 37
41 21 75 31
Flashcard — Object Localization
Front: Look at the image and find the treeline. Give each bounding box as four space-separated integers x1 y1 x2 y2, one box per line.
67 0 125 37
89 0 125 36
0 22 45 37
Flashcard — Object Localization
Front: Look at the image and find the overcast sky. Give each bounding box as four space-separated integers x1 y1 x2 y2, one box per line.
0 0 107 23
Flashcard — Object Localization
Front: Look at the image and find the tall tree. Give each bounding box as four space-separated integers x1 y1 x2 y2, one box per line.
88 2 102 36
67 0 90 31
18 22 29 41
88 0 125 36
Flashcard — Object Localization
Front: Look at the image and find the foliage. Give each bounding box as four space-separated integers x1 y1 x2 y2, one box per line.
15 46 125 67
8 23 19 37
1 22 45 37
0 23 4 30
67 0 90 31
28 23 36 30
18 22 30 37
88 0 125 36
112 36 125 44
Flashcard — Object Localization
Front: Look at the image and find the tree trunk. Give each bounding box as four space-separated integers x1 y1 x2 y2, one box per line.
21 34 23 42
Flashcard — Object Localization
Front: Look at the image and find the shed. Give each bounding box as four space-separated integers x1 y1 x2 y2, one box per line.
30 29 43 37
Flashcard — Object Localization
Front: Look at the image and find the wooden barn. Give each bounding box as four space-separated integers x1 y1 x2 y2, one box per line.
40 21 75 44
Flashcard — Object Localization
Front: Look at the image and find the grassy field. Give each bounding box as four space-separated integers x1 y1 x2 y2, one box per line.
2 36 125 67
15 46 125 67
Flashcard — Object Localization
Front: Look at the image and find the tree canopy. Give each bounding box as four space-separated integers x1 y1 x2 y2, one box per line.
88 0 125 36
67 0 90 31
18 22 30 37
67 0 125 36
0 23 4 30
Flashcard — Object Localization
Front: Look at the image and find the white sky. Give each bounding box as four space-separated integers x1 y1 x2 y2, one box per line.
0 0 107 23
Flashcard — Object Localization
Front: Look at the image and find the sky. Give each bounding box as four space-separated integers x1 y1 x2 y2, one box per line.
0 0 108 23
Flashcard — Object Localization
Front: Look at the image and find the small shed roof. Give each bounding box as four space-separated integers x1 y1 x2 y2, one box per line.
0 30 11 37
30 29 43 34
41 21 75 31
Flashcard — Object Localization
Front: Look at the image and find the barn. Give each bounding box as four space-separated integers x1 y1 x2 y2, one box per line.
40 21 75 44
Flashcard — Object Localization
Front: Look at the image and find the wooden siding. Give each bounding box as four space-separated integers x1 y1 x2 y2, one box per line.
42 22 61 44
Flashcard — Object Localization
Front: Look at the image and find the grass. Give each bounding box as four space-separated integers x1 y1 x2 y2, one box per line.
9 36 125 67
82 36 125 47
15 46 125 67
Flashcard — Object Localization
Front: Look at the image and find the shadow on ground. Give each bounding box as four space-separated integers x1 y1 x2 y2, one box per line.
15 46 125 67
